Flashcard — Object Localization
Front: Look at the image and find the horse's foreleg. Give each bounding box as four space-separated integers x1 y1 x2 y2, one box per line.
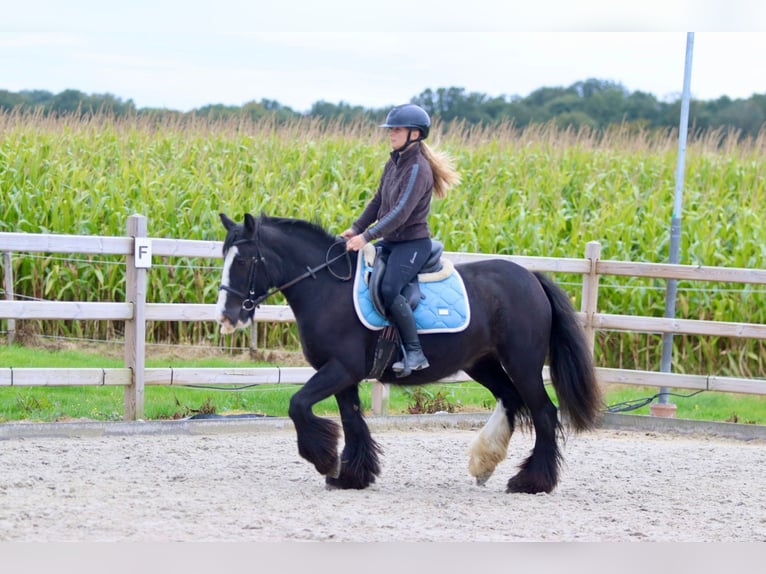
288 361 355 478
468 399 512 486
289 395 341 478
325 385 381 490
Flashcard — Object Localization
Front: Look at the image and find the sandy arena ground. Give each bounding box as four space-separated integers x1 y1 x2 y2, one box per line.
1 418 765 542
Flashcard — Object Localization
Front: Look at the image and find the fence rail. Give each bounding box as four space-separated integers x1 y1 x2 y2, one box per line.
2 214 765 420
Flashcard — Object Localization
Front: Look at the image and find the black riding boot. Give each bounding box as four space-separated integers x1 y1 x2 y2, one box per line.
388 294 429 377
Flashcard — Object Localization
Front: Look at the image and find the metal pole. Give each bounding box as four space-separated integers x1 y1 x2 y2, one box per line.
656 32 694 413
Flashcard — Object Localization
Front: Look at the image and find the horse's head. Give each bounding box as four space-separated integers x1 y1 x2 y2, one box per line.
216 211 354 335
216 212 270 334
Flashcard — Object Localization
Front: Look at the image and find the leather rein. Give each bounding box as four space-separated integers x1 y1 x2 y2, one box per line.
219 234 352 312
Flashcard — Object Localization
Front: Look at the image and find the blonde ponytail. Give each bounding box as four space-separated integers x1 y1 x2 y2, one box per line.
421 141 461 198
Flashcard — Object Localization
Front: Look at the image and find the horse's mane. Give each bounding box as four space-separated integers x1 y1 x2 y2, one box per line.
223 212 339 254
265 214 338 245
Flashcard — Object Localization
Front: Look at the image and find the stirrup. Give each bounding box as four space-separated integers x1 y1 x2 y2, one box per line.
392 349 429 378
392 359 412 378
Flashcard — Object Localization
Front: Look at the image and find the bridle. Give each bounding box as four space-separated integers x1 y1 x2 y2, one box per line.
218 232 353 312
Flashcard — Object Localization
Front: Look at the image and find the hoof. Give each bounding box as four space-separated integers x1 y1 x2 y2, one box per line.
326 456 342 480
474 472 492 487
325 473 373 491
506 475 555 494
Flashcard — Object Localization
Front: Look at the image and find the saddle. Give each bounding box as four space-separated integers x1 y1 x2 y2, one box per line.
354 240 471 379
353 241 470 334
364 240 446 316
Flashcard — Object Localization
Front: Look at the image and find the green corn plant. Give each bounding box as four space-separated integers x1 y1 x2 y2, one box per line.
1 112 764 379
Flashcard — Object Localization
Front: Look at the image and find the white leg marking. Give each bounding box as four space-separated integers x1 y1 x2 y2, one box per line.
468 399 512 486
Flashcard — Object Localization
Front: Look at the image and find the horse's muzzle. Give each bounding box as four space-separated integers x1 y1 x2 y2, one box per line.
218 318 237 335
216 310 252 335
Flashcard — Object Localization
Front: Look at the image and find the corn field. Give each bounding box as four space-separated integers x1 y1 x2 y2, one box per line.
1 111 765 377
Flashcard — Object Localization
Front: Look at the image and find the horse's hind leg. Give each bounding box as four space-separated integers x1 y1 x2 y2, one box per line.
469 356 561 493
325 385 381 490
466 359 525 486
503 366 561 494
468 399 511 486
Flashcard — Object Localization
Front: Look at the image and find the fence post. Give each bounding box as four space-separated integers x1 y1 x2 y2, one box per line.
581 241 602 356
249 322 258 358
371 380 389 416
2 252 15 345
124 215 148 420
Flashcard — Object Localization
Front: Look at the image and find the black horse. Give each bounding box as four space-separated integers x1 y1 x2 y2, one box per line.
216 212 602 494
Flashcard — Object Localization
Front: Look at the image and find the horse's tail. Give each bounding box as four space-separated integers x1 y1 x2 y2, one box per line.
533 272 603 432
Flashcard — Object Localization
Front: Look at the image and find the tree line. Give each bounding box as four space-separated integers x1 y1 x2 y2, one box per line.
2 78 765 137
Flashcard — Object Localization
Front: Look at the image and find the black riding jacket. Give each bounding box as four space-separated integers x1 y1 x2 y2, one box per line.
352 142 434 243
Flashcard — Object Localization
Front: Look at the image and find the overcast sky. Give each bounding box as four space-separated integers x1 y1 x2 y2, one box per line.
2 1 765 113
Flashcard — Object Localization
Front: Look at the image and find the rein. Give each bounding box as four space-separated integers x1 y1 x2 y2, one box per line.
219 236 352 312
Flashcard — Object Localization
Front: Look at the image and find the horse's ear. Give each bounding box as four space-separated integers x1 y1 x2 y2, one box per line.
244 213 257 236
219 213 236 231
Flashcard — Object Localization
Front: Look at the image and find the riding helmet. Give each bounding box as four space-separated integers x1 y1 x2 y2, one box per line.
380 104 431 139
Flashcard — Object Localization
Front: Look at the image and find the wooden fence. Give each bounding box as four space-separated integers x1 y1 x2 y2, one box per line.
2 214 766 420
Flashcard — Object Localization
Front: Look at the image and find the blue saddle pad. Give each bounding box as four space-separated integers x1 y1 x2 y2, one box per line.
352 245 471 333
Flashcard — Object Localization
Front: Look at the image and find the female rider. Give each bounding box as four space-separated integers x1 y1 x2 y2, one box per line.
342 104 460 376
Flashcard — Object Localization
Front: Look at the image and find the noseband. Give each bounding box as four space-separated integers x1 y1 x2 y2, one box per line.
219 235 352 312
218 240 269 311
